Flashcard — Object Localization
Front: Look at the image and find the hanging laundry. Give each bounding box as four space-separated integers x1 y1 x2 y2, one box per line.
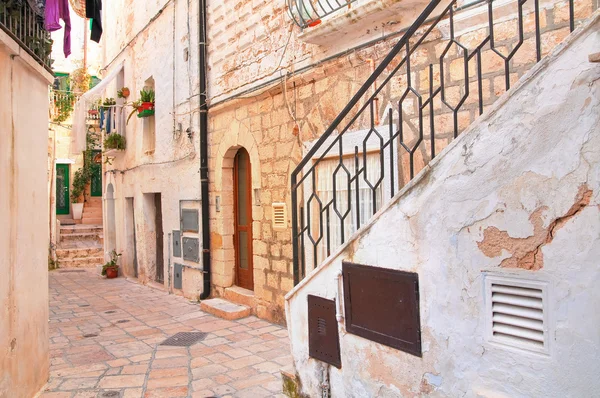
86 0 102 43
45 0 71 57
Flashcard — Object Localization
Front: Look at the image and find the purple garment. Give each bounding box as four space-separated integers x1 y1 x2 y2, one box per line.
45 0 71 58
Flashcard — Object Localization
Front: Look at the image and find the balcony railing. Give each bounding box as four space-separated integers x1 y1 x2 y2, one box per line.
287 0 356 28
0 0 52 71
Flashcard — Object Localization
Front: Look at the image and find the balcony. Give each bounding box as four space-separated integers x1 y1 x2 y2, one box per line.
0 0 53 71
287 0 357 28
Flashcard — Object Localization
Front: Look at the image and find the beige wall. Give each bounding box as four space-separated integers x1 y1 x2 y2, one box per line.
0 30 53 398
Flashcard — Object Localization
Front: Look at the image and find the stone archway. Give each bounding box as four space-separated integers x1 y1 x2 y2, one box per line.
212 119 262 293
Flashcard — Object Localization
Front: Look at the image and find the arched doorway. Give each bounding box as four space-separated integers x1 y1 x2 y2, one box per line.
234 148 254 290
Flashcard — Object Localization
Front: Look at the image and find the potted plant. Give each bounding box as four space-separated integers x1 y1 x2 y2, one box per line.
137 87 155 118
104 133 126 151
101 250 121 279
117 87 130 98
70 167 88 220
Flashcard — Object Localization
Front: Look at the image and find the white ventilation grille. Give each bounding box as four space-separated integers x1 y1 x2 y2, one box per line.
272 203 287 230
485 275 549 354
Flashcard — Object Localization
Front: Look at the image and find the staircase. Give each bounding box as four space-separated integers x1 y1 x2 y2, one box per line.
290 0 599 284
82 197 103 225
57 224 104 268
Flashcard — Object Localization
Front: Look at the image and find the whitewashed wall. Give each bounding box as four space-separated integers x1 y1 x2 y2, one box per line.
100 0 203 290
0 31 53 398
286 13 600 397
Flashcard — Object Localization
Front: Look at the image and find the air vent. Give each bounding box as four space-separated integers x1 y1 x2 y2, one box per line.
272 203 287 230
485 275 549 354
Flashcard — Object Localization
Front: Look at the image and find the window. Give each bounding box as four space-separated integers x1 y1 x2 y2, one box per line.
484 274 549 355
315 152 383 263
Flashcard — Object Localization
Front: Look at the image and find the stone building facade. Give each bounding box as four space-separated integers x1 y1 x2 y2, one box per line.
98 0 595 323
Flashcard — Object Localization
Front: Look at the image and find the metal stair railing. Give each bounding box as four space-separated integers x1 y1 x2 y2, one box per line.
291 0 588 285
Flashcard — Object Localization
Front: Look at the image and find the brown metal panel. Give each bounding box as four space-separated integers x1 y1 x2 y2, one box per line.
343 261 421 357
308 295 341 368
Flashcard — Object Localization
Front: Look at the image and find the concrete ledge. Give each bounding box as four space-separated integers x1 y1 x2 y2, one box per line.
0 28 54 84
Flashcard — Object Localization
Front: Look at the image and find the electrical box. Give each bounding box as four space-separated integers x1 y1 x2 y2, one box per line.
181 209 199 232
182 237 200 263
173 230 181 257
308 295 341 368
173 263 183 289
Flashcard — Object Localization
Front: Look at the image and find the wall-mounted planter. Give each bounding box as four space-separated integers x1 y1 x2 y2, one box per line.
137 102 155 118
72 203 84 220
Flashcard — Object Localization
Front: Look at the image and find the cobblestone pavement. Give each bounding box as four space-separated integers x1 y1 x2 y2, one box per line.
42 270 292 398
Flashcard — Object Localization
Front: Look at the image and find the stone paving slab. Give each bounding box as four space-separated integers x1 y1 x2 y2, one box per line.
43 270 291 398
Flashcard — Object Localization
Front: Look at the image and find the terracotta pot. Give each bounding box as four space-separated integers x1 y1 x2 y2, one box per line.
307 19 321 27
121 88 130 98
105 267 118 279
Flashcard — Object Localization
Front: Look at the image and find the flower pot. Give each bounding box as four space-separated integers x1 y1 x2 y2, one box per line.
72 203 84 220
307 19 321 27
137 102 155 118
105 267 118 279
121 88 130 98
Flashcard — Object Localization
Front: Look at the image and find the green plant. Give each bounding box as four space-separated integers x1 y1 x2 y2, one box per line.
104 133 126 150
126 100 142 125
53 92 75 123
101 250 121 276
139 87 155 103
71 67 91 94
117 87 130 98
103 97 116 107
70 132 99 203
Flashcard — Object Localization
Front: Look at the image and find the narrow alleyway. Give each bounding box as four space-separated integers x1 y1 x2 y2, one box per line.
42 270 291 398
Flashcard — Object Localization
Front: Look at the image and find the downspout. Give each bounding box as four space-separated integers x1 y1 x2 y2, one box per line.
199 0 211 300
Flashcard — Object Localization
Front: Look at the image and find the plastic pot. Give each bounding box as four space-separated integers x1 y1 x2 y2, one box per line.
72 203 84 220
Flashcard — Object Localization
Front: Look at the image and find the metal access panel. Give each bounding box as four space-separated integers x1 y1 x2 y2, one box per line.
181 209 199 232
173 263 183 289
308 295 341 368
182 237 200 263
173 230 181 257
343 261 422 357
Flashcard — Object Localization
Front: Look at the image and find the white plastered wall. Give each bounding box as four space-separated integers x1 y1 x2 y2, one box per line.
286 12 600 398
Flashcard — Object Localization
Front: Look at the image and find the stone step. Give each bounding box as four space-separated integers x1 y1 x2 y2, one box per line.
82 218 103 225
60 225 103 235
59 256 104 268
60 232 103 242
56 246 103 260
86 197 102 205
83 207 103 215
200 298 251 320
224 286 256 308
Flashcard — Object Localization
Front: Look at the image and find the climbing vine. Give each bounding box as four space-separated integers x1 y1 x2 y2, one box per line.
70 131 99 203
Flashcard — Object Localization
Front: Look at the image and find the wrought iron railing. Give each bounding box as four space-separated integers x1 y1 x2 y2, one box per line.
291 0 593 284
0 0 53 71
287 0 356 28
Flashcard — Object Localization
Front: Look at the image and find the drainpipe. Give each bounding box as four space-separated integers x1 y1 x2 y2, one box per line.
198 0 211 300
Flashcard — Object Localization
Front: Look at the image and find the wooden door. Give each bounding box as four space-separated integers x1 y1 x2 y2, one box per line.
234 149 254 290
56 164 70 215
